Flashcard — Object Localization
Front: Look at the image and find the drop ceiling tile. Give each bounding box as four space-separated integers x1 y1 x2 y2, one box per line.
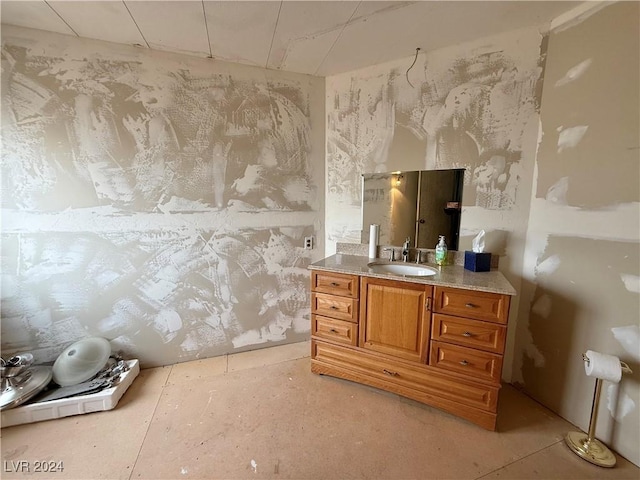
125 0 210 57
350 1 416 20
204 1 280 68
0 0 581 77
316 1 577 76
351 2 470 68
316 2 432 76
0 0 76 36
267 1 357 73
477 1 580 33
274 28 342 76
48 1 145 46
369 1 578 71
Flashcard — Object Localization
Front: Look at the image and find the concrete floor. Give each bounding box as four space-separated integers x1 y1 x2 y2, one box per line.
1 341 638 479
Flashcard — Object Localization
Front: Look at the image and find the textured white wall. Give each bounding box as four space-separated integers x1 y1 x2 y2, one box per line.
1 26 325 367
324 25 544 253
515 2 640 466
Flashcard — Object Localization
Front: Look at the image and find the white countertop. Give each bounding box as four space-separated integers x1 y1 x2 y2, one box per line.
308 254 516 296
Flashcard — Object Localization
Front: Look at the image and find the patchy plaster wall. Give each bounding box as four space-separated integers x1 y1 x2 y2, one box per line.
325 26 546 378
1 26 325 367
325 26 546 251
514 2 640 465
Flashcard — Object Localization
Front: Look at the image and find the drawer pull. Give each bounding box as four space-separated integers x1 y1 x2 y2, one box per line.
459 360 469 366
329 328 338 334
330 305 339 310
462 331 473 337
330 282 340 287
465 303 477 308
382 369 399 377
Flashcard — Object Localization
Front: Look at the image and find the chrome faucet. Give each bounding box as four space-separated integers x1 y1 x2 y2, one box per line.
382 247 396 262
402 237 410 262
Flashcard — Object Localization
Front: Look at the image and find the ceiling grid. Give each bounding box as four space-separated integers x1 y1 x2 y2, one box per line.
0 1 579 76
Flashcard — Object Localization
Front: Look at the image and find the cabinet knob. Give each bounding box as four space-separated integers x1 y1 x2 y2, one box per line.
330 282 340 287
459 360 469 366
330 305 339 310
329 328 338 334
382 369 399 376
462 331 473 337
465 303 477 308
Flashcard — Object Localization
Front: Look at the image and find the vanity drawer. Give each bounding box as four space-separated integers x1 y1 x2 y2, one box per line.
431 314 507 354
312 340 498 412
311 293 359 323
312 315 358 346
429 341 503 384
312 271 359 298
433 287 510 324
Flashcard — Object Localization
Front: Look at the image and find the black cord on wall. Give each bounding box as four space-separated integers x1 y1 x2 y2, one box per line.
406 47 421 88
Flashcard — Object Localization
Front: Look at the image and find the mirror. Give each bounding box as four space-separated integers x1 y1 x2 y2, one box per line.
361 169 464 250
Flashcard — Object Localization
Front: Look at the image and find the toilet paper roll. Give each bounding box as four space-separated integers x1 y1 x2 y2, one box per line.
584 350 622 383
369 224 379 259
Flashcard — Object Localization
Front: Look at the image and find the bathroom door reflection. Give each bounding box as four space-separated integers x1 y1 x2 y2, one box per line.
417 169 464 250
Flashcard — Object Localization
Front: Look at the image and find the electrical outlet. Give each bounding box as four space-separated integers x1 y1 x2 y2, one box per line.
304 236 314 249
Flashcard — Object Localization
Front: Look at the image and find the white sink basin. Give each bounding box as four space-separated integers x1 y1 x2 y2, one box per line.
367 262 438 277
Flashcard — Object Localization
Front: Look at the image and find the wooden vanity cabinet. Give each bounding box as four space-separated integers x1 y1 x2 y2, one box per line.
310 271 512 431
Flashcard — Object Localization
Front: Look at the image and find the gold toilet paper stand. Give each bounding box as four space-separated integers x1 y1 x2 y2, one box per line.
564 353 632 467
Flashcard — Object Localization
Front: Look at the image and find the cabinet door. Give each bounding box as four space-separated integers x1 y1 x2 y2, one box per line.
359 277 432 363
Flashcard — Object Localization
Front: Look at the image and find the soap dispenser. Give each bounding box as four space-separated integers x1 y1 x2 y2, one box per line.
435 235 447 266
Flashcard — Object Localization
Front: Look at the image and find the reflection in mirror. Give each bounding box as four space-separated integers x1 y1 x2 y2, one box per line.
361 169 464 250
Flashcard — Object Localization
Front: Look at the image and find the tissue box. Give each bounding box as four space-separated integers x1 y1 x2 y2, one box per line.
464 251 492 272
